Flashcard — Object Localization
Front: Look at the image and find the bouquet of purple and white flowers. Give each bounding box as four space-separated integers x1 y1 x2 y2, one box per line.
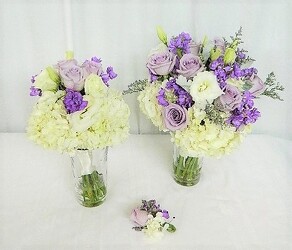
125 27 283 186
130 200 176 238
27 52 130 153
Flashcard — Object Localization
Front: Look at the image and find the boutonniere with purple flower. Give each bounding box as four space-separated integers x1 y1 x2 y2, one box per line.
130 200 176 238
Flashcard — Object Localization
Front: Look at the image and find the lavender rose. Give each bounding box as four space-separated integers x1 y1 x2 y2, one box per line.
249 75 265 96
58 62 89 91
130 208 148 226
176 54 204 79
219 84 242 111
163 103 189 131
56 59 78 70
147 51 176 76
189 41 201 56
214 38 225 53
82 59 103 76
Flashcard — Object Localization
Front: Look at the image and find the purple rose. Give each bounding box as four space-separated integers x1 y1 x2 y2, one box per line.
58 62 89 91
163 103 189 131
130 208 148 227
214 38 225 53
249 75 265 96
219 84 242 111
147 51 176 76
176 54 204 79
189 41 201 56
82 60 103 76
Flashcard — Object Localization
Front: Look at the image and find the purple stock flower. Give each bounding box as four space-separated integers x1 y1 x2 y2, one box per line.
63 89 88 114
157 79 193 109
106 66 117 79
100 66 117 86
101 73 110 86
162 210 170 219
31 75 37 83
168 32 192 56
91 56 102 63
209 56 259 89
30 86 42 96
227 91 261 130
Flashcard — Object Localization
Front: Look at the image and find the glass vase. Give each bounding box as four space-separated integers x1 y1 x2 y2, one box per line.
71 148 108 207
172 145 203 186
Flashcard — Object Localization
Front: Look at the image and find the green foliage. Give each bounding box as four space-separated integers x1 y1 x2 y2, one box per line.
122 79 148 95
262 72 284 101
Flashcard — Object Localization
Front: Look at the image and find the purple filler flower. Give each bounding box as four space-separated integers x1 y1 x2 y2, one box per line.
106 66 117 79
163 103 189 131
63 89 88 114
227 91 260 130
100 66 117 86
30 86 42 96
157 79 193 109
168 32 192 56
162 210 170 219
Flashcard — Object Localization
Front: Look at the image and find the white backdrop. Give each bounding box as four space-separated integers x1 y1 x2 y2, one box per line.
0 0 291 138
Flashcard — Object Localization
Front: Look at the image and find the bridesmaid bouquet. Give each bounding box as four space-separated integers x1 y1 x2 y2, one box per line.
27 52 130 206
28 52 130 152
125 27 284 186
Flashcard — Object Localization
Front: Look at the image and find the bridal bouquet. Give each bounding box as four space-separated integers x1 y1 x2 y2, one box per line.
27 52 130 206
125 27 283 186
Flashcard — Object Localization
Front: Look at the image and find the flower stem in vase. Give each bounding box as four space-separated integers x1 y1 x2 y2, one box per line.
79 170 107 207
173 154 202 186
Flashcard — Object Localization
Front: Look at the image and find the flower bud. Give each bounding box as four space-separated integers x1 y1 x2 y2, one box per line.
224 48 236 64
156 26 168 45
46 66 60 83
65 50 74 60
210 47 221 61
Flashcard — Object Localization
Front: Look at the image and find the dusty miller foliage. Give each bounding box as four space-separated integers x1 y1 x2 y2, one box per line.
261 72 284 101
122 79 148 95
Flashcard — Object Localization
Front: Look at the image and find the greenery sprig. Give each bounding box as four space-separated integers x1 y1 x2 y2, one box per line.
261 72 284 101
122 79 148 95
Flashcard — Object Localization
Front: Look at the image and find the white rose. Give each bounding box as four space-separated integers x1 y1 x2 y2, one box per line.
190 71 223 108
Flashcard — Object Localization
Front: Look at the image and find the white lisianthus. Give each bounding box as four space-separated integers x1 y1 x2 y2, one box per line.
84 74 107 97
190 71 223 108
34 68 59 92
176 75 192 89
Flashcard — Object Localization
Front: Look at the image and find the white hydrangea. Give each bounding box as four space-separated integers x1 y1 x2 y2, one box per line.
27 75 130 152
172 107 251 158
137 82 166 131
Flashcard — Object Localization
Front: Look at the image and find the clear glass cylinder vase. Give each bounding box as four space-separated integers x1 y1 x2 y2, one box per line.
71 148 108 207
172 145 203 186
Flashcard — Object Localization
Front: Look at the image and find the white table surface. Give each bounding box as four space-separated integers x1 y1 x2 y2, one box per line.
0 133 291 250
